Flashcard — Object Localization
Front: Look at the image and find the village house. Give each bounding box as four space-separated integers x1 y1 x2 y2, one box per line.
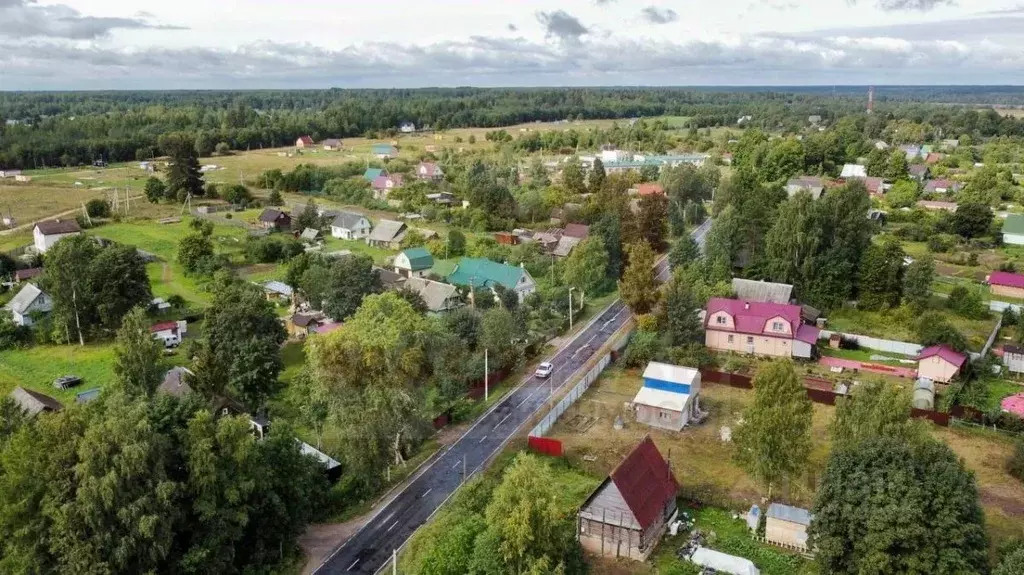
765 503 813 552
704 298 820 359
426 192 457 206
394 247 433 278
399 122 416 133
371 174 404 200
988 270 1024 299
1003 215 1024 246
158 367 194 397
924 179 962 194
151 320 186 348
577 436 679 561
900 144 922 161
260 280 293 303
916 344 966 384
925 152 945 164
363 167 387 182
1003 345 1024 375
13 267 42 283
33 219 82 253
300 228 322 243
287 313 323 338
916 200 958 212
6 283 52 326
786 176 825 200
851 176 884 196
404 277 461 313
908 164 930 181
257 208 291 231
632 183 665 196
366 219 407 250
447 257 536 302
632 362 702 431
9 386 62 416
295 136 314 148
330 211 372 240
322 138 342 151
373 144 399 159
839 164 867 178
375 267 407 291
416 162 444 181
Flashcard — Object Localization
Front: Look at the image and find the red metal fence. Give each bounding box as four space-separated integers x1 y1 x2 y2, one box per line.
528 436 563 457
699 369 985 428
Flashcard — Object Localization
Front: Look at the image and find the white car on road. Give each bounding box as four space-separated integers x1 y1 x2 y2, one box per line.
534 362 554 379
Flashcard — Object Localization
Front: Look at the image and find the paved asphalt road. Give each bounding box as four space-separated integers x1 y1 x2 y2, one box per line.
315 219 712 574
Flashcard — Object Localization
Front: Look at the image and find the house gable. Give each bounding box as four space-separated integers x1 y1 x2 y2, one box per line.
708 311 734 329
764 315 793 335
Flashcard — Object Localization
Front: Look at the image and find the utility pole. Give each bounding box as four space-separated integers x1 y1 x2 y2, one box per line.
568 287 576 330
462 454 467 484
392 549 397 575
484 348 489 402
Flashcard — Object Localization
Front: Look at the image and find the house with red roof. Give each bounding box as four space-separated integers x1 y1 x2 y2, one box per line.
416 162 444 181
295 136 314 148
577 436 678 560
371 174 404 200
150 320 186 348
704 298 819 359
916 344 966 383
987 271 1024 300
633 183 665 196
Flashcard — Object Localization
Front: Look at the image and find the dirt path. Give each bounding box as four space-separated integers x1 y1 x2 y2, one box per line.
298 422 469 573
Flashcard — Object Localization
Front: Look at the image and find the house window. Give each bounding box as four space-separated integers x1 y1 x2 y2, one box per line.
659 411 667 419
747 337 754 344
727 335 734 344
772 321 784 331
716 315 727 325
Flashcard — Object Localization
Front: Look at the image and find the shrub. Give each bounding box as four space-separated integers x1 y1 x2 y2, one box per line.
927 234 956 253
621 331 663 367
947 286 987 319
1009 441 1024 482
85 198 111 218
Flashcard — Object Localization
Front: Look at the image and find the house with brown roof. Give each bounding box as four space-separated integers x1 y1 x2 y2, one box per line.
258 208 291 231
13 267 42 283
786 176 826 200
632 183 665 196
563 223 590 239
924 179 962 194
288 313 324 338
9 386 63 416
916 200 958 212
322 138 343 151
908 164 930 182
33 218 81 253
577 436 679 560
295 136 314 148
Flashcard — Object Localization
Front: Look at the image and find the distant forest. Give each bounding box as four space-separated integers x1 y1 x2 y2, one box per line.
3 86 1024 169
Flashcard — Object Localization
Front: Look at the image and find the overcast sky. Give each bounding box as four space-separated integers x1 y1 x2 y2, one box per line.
2 0 1024 89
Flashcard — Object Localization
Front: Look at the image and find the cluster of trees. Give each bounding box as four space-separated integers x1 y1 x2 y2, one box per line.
39 234 151 344
0 390 327 574
404 453 587 574
731 363 991 574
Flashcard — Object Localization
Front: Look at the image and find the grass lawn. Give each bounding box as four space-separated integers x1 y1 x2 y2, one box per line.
321 236 394 264
818 345 916 366
148 261 212 307
652 506 819 575
0 183 107 225
91 218 248 261
0 343 117 402
280 341 306 384
827 302 997 351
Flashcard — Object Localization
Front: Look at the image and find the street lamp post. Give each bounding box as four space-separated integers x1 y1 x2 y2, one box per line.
568 287 576 330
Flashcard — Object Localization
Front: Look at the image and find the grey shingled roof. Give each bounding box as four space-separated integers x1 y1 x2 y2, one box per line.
405 277 459 312
731 278 793 304
6 283 48 315
158 367 194 397
367 219 406 243
331 211 368 231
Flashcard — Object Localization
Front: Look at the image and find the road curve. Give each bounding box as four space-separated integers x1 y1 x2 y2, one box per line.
314 219 712 574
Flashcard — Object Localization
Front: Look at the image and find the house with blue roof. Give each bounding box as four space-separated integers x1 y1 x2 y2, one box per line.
447 257 536 303
363 167 387 182
372 144 398 159
632 362 702 431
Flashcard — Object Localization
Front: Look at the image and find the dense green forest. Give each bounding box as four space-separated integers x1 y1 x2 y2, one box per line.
3 87 1024 169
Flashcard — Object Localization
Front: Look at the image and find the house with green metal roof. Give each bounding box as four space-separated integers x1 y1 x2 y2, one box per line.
447 257 536 302
1004 214 1024 246
394 247 435 278
372 144 398 159
363 167 387 182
